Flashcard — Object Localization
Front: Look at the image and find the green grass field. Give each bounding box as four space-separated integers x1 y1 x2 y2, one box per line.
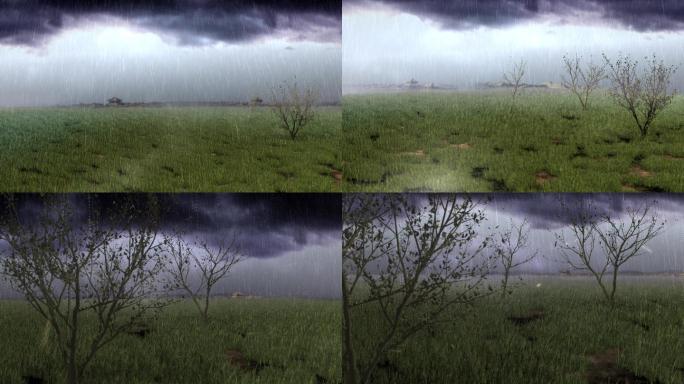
0 106 341 192
342 90 684 192
350 276 684 384
0 298 341 384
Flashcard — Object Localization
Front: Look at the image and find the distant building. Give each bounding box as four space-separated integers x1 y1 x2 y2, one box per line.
107 97 124 106
405 78 420 88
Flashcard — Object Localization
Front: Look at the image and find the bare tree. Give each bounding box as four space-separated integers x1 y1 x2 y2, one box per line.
562 54 606 110
342 194 393 384
503 59 527 101
553 200 664 303
342 194 493 384
494 218 537 298
594 204 664 302
0 196 173 384
603 53 677 136
167 234 244 322
553 200 606 297
271 79 318 140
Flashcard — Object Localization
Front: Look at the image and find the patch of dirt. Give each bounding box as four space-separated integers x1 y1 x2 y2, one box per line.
551 138 564 145
451 143 472 150
376 358 402 377
535 171 557 185
127 327 151 339
628 319 650 332
22 375 44 384
225 349 269 373
490 178 512 192
507 309 544 326
621 183 642 192
585 348 660 384
318 163 343 183
570 145 588 160
663 153 684 160
621 183 665 193
471 166 489 179
617 134 633 144
348 171 390 186
630 165 652 178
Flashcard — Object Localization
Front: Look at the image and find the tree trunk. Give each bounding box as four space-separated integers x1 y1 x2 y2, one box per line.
501 270 510 299
342 275 359 384
67 362 79 384
610 267 619 303
68 268 81 384
203 285 211 322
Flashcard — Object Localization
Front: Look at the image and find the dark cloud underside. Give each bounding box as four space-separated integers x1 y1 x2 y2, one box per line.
0 0 341 46
353 193 684 230
0 194 341 258
350 0 684 31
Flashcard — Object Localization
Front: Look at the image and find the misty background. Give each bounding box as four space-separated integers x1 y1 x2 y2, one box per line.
0 1 341 106
349 193 684 276
343 0 684 92
478 193 684 274
0 194 342 299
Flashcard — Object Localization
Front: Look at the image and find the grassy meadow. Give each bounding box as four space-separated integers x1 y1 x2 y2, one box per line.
0 106 341 192
342 90 684 192
0 298 341 384
350 276 684 384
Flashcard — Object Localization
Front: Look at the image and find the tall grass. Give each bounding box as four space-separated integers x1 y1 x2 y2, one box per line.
0 106 342 192
0 298 341 384
349 275 684 383
342 90 684 192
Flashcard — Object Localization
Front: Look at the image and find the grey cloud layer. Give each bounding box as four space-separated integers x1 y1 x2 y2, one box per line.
0 194 341 258
348 0 684 31
360 193 684 230
484 193 684 229
0 0 341 46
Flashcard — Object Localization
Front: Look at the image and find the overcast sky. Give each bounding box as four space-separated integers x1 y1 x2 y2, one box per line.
348 193 684 276
0 193 341 299
0 1 341 106
343 0 684 91
475 193 684 274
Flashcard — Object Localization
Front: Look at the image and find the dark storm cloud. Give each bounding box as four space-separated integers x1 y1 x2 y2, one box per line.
0 0 341 46
485 193 684 229
0 194 341 258
353 194 684 230
349 0 684 32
